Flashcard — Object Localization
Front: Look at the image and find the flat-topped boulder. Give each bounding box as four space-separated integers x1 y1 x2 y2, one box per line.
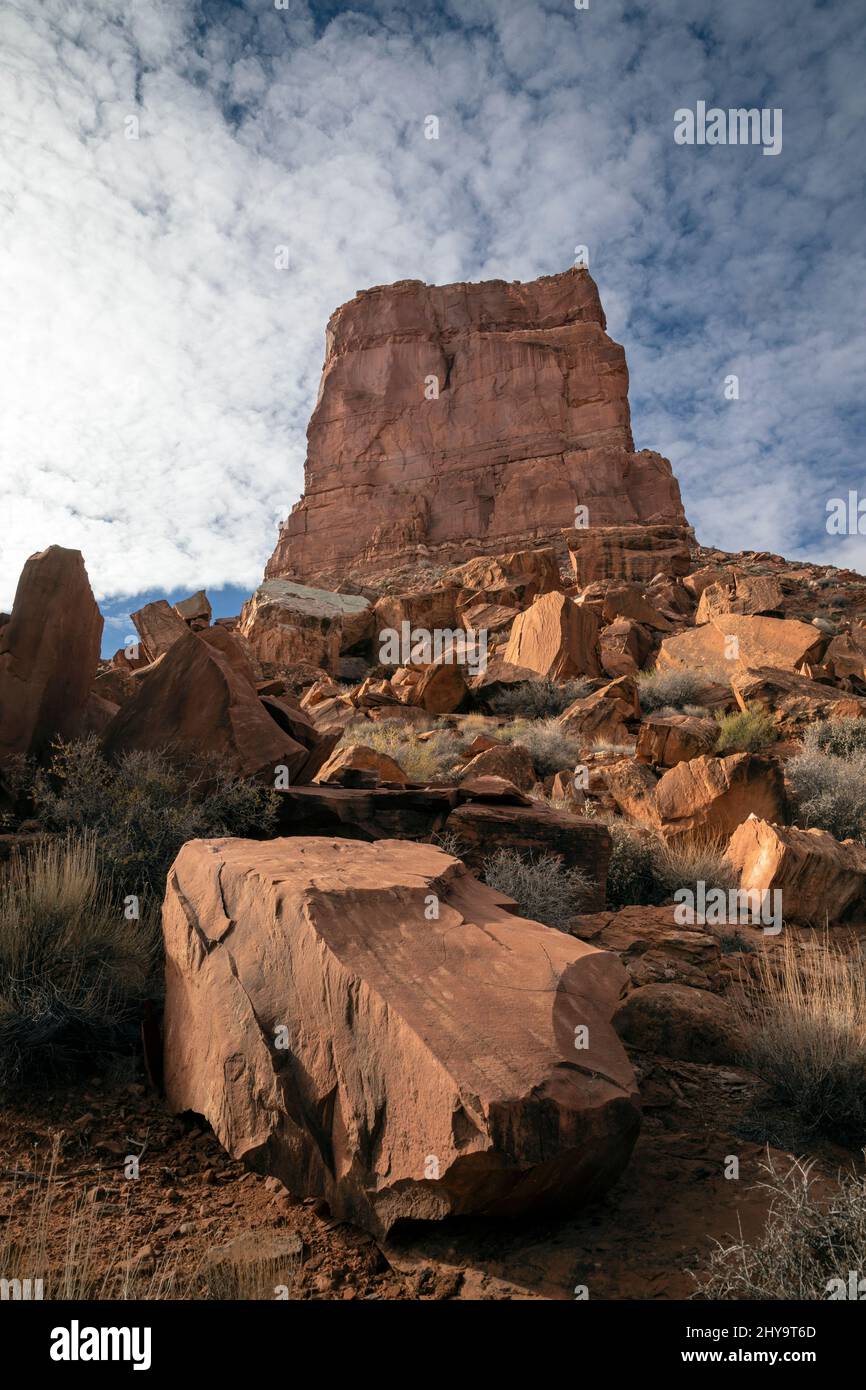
240 579 371 673
657 614 825 678
162 836 640 1237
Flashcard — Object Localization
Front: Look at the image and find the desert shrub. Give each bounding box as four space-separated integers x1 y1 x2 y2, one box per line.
787 743 866 842
693 1151 866 1300
32 738 279 901
803 716 866 759
340 719 461 783
606 822 667 907
0 752 37 826
429 830 467 859
714 703 777 753
606 822 737 908
637 667 711 713
482 849 590 930
497 718 582 775
0 835 156 1088
733 933 866 1146
487 678 591 719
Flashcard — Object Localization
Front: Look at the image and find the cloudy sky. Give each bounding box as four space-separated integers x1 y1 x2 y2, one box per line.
1 0 864 651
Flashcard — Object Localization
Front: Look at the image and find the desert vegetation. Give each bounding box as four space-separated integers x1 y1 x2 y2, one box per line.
482 848 590 930
605 820 737 908
0 835 155 1088
733 932 866 1145
637 667 710 712
788 718 866 841
714 703 777 754
694 1152 866 1301
487 678 591 718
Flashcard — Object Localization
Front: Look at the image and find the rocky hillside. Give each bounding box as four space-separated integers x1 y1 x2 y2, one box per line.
2 268 866 1303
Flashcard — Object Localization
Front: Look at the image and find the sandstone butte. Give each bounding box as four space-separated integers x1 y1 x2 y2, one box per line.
264 267 690 588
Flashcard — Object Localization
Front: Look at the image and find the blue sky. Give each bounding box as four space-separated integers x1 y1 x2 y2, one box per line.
0 0 864 655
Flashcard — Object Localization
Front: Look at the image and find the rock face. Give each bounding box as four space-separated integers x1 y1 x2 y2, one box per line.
655 753 786 840
162 836 641 1238
726 818 866 926
0 546 103 761
265 269 688 586
565 522 692 585
504 591 602 680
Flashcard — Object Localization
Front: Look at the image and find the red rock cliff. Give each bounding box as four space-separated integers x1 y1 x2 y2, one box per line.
266 267 688 586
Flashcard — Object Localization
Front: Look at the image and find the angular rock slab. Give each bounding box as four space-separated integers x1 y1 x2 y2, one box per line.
162 836 640 1238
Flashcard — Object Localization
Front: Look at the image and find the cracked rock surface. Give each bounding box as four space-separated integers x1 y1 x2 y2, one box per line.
162 835 640 1238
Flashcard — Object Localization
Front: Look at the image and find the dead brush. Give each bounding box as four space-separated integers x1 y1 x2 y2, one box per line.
0 833 156 1088
692 1149 866 1300
0 1136 179 1299
732 932 866 1146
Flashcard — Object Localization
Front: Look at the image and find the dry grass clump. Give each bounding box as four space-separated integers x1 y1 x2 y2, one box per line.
0 835 156 1089
733 933 866 1145
693 1151 866 1300
33 737 279 901
637 667 711 712
340 718 461 782
482 849 590 931
788 719 866 841
605 822 737 909
497 718 582 775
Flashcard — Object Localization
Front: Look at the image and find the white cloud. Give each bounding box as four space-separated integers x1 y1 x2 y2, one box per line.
0 0 863 610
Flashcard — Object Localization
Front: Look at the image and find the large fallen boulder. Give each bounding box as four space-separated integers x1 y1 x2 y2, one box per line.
503 591 601 680
635 713 719 768
447 548 562 615
560 674 640 745
695 573 785 624
315 743 409 787
730 666 866 734
0 546 103 760
457 742 536 792
655 753 786 840
598 617 653 678
240 580 371 672
657 614 824 678
162 837 641 1237
613 982 743 1065
573 905 726 992
130 599 188 662
725 818 866 926
102 627 317 783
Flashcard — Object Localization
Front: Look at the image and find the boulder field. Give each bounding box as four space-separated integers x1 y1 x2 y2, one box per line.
4 265 866 1263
